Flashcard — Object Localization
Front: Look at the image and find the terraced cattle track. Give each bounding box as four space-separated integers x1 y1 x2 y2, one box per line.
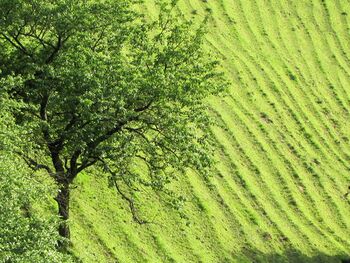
70 1 350 262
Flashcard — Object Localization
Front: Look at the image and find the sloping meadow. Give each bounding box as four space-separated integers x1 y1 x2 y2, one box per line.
70 0 350 262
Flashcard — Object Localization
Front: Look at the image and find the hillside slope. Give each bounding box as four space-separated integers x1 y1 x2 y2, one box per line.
69 0 350 262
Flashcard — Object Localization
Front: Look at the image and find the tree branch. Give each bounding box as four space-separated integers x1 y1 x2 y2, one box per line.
99 158 148 225
76 156 98 174
21 31 54 49
16 151 54 176
69 149 81 175
40 94 49 121
134 100 153 112
45 34 63 64
10 33 31 55
125 127 149 142
113 178 147 225
91 29 105 51
85 120 128 152
0 33 32 57
135 154 166 171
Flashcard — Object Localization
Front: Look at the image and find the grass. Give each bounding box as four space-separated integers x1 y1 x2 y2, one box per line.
68 0 350 262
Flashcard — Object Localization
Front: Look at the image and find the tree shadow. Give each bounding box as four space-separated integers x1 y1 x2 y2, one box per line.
237 247 350 263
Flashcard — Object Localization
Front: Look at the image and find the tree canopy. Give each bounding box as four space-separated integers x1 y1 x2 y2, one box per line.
0 0 227 242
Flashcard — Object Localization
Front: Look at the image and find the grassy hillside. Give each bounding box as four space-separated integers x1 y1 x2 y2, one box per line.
69 0 350 262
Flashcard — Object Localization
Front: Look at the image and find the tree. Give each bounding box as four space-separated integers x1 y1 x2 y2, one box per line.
0 0 227 244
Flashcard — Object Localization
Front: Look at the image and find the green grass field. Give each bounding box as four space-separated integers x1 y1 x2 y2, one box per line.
69 1 350 262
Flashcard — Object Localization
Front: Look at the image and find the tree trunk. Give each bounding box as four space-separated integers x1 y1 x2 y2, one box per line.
56 181 71 243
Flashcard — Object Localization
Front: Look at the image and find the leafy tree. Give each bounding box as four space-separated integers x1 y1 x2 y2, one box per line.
0 0 227 244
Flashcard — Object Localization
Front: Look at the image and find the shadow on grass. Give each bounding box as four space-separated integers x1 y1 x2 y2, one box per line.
236 247 350 263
